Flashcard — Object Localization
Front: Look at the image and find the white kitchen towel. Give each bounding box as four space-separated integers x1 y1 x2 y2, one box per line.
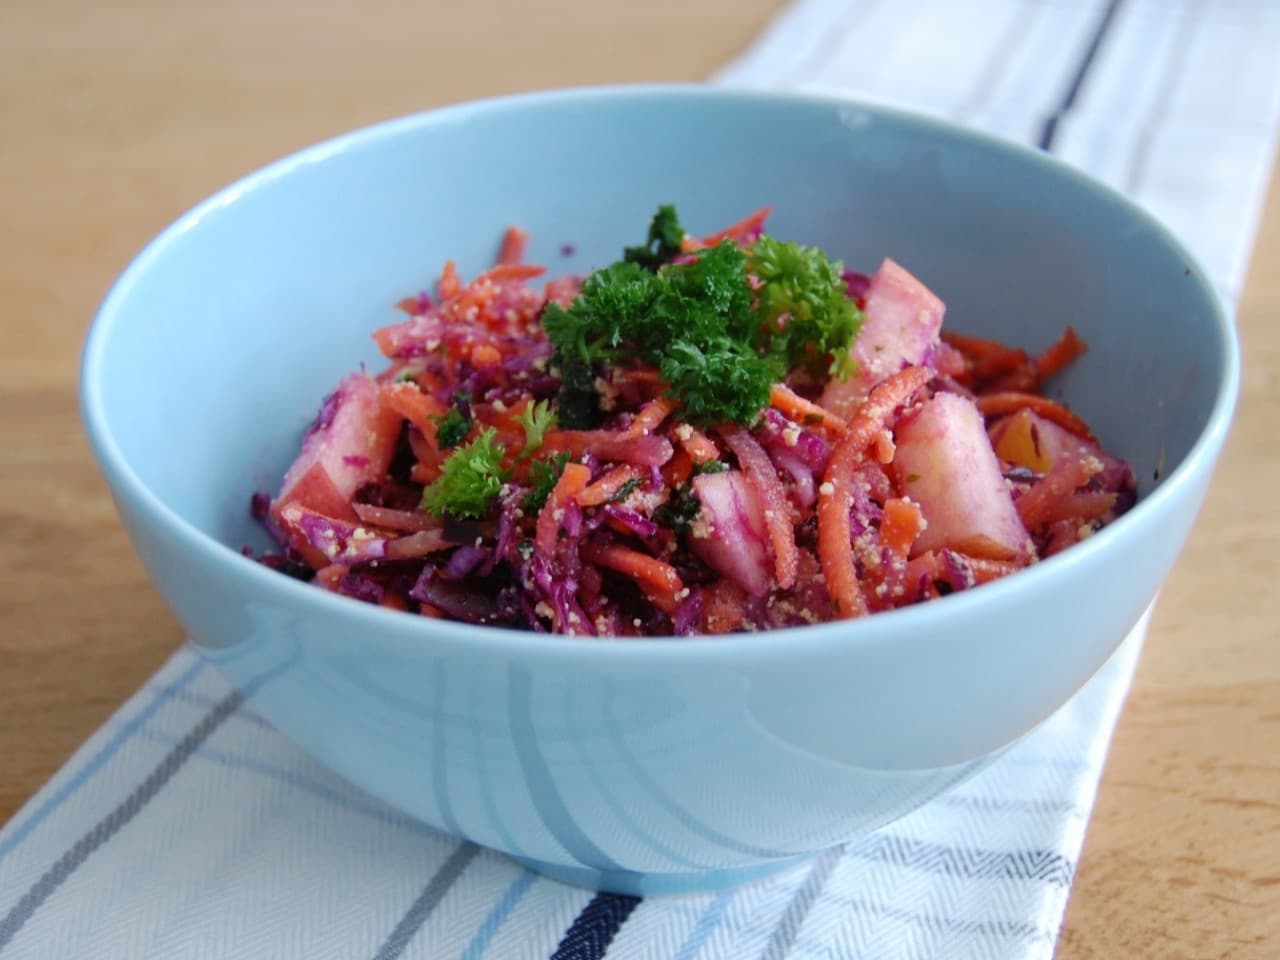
3 1 1277 957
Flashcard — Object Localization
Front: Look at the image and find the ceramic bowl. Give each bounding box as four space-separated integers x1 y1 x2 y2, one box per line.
81 86 1237 894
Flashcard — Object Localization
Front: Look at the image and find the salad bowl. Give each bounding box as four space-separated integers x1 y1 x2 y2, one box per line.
81 86 1237 893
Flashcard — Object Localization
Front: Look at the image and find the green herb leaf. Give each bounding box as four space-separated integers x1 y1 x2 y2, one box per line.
516 399 558 458
420 428 509 519
747 235 864 379
523 451 571 513
434 407 470 450
653 483 702 533
692 459 729 475
545 236 775 426
623 204 685 271
609 477 643 503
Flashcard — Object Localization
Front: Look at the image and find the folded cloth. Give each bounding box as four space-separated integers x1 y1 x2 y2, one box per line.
3 1 1277 957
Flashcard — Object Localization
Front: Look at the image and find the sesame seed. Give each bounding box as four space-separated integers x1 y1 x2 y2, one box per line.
818 481 835 497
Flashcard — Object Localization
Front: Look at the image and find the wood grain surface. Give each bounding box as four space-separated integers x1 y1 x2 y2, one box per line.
2 2 1276 957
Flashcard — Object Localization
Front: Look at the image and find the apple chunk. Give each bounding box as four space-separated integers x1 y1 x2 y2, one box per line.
892 392 1031 559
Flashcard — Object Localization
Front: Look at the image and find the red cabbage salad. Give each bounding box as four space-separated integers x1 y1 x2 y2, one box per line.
252 206 1134 636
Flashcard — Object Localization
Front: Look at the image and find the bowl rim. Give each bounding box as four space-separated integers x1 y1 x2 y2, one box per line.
80 82 1241 664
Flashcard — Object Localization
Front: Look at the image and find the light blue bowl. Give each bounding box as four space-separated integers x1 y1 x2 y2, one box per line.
81 86 1237 894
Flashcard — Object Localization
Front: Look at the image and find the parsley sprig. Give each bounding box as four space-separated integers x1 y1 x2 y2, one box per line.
544 206 863 427
420 428 508 519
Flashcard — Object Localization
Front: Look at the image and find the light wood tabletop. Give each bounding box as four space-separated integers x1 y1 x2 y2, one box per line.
3 1 1276 956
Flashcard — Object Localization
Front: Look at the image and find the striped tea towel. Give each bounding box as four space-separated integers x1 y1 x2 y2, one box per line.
4 1 1278 957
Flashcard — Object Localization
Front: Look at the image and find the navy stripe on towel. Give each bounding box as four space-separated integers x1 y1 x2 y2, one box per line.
1038 0 1128 149
550 893 642 960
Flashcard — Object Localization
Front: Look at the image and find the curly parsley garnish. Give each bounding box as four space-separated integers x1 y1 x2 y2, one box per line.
545 206 861 427
516 399 558 458
749 236 864 378
420 428 509 519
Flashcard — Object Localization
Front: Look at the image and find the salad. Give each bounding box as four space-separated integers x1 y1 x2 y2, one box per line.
252 207 1135 636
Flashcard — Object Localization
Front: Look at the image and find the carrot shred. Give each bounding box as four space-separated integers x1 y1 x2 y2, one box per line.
1016 451 1105 530
881 498 925 560
975 392 1097 442
723 426 798 590
818 367 931 618
1035 326 1087 380
384 529 452 560
313 564 348 592
536 461 591 556
662 448 694 488
673 424 719 464
581 542 685 615
381 381 446 439
438 260 462 299
956 554 1022 585
698 205 771 248
471 262 547 286
352 503 441 533
577 465 642 507
699 579 752 633
497 226 528 265
770 384 847 435
1040 490 1117 525
470 342 503 369
626 396 678 437
940 331 1013 358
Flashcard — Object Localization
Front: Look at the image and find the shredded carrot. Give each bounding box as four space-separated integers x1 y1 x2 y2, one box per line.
1040 490 1117 525
770 383 847 435
581 542 685 615
577 465 642 507
313 564 348 592
940 331 1013 358
614 365 666 389
626 396 678 437
818 367 931 618
662 448 694 488
947 534 1021 562
352 503 442 533
380 592 413 612
497 226 528 265
536 461 591 556
955 554 1022 585
409 462 438 485
1016 451 1105 530
699 579 752 634
438 260 462 299
394 296 421 315
975 392 1097 442
381 381 446 439
470 342 503 369
471 262 547 285
698 206 771 249
384 529 452 560
723 426 798 590
881 498 925 560
673 424 719 464
1035 326 1087 380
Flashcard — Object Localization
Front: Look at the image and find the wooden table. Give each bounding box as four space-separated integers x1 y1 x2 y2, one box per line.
3 2 1276 956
